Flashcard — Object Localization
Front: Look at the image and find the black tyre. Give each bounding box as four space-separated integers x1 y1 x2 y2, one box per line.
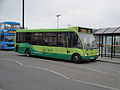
72 54 82 63
25 49 31 57
91 59 96 62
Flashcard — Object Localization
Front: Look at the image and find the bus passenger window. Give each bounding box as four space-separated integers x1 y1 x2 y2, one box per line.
16 32 26 43
72 33 82 49
57 33 66 47
42 32 57 46
5 24 12 29
26 32 32 43
67 32 72 47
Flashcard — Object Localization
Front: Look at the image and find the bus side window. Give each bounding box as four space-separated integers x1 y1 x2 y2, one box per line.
67 32 72 48
72 32 82 49
38 33 44 45
16 32 26 43
57 32 66 47
26 32 32 43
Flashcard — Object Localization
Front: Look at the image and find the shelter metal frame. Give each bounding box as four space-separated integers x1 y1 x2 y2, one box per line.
94 27 120 59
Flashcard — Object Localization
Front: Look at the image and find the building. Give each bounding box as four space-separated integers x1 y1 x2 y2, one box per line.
94 27 120 59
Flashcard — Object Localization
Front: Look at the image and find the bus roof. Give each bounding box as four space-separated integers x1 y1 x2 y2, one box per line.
0 21 20 25
16 26 93 33
16 27 75 32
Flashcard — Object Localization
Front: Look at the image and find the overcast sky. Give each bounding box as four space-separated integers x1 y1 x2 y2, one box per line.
0 0 120 29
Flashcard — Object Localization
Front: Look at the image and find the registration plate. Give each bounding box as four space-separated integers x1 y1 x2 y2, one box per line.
90 57 94 59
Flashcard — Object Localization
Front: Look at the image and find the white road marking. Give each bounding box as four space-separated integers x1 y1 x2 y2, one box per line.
24 65 71 79
15 61 23 66
77 66 110 75
0 58 23 66
70 79 120 90
85 67 110 75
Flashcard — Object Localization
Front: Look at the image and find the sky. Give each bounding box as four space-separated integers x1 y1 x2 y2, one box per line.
0 0 120 29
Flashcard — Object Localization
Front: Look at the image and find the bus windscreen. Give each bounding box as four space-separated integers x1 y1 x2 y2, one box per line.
79 33 98 49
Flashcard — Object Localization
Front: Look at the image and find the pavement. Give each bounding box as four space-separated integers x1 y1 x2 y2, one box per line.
96 56 120 64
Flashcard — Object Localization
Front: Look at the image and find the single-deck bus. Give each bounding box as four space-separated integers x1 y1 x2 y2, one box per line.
0 21 20 49
15 27 99 63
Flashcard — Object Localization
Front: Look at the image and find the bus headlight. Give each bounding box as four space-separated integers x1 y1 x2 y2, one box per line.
97 52 99 55
85 53 88 56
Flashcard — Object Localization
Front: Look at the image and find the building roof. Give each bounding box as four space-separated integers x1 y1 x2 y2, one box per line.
94 28 108 34
114 27 120 33
94 27 120 35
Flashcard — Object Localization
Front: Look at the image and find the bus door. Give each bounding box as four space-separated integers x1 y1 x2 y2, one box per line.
67 32 83 55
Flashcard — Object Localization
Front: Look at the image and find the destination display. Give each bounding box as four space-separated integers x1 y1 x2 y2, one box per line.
78 27 92 33
8 31 16 34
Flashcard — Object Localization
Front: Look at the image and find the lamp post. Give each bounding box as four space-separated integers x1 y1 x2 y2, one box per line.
22 0 25 29
56 14 61 28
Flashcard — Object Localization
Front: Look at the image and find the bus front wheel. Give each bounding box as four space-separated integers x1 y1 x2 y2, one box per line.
72 54 82 63
25 49 31 57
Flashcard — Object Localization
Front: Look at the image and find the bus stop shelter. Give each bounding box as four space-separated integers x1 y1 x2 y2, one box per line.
94 27 120 59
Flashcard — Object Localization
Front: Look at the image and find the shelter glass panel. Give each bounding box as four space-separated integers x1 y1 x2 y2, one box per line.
113 36 120 57
102 36 112 57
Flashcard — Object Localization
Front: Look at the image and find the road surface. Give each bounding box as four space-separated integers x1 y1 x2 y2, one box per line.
0 51 120 90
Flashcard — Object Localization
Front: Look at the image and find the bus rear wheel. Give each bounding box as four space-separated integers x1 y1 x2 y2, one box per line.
25 49 31 57
72 54 82 63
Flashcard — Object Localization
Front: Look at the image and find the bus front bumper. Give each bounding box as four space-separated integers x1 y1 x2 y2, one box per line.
81 55 99 61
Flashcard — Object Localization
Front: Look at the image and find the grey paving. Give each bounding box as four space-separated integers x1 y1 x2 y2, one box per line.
97 57 120 64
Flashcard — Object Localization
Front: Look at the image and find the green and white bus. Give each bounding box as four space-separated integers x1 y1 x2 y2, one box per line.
15 27 99 63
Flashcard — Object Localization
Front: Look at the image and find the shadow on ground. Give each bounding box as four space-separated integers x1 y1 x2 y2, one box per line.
18 54 97 64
